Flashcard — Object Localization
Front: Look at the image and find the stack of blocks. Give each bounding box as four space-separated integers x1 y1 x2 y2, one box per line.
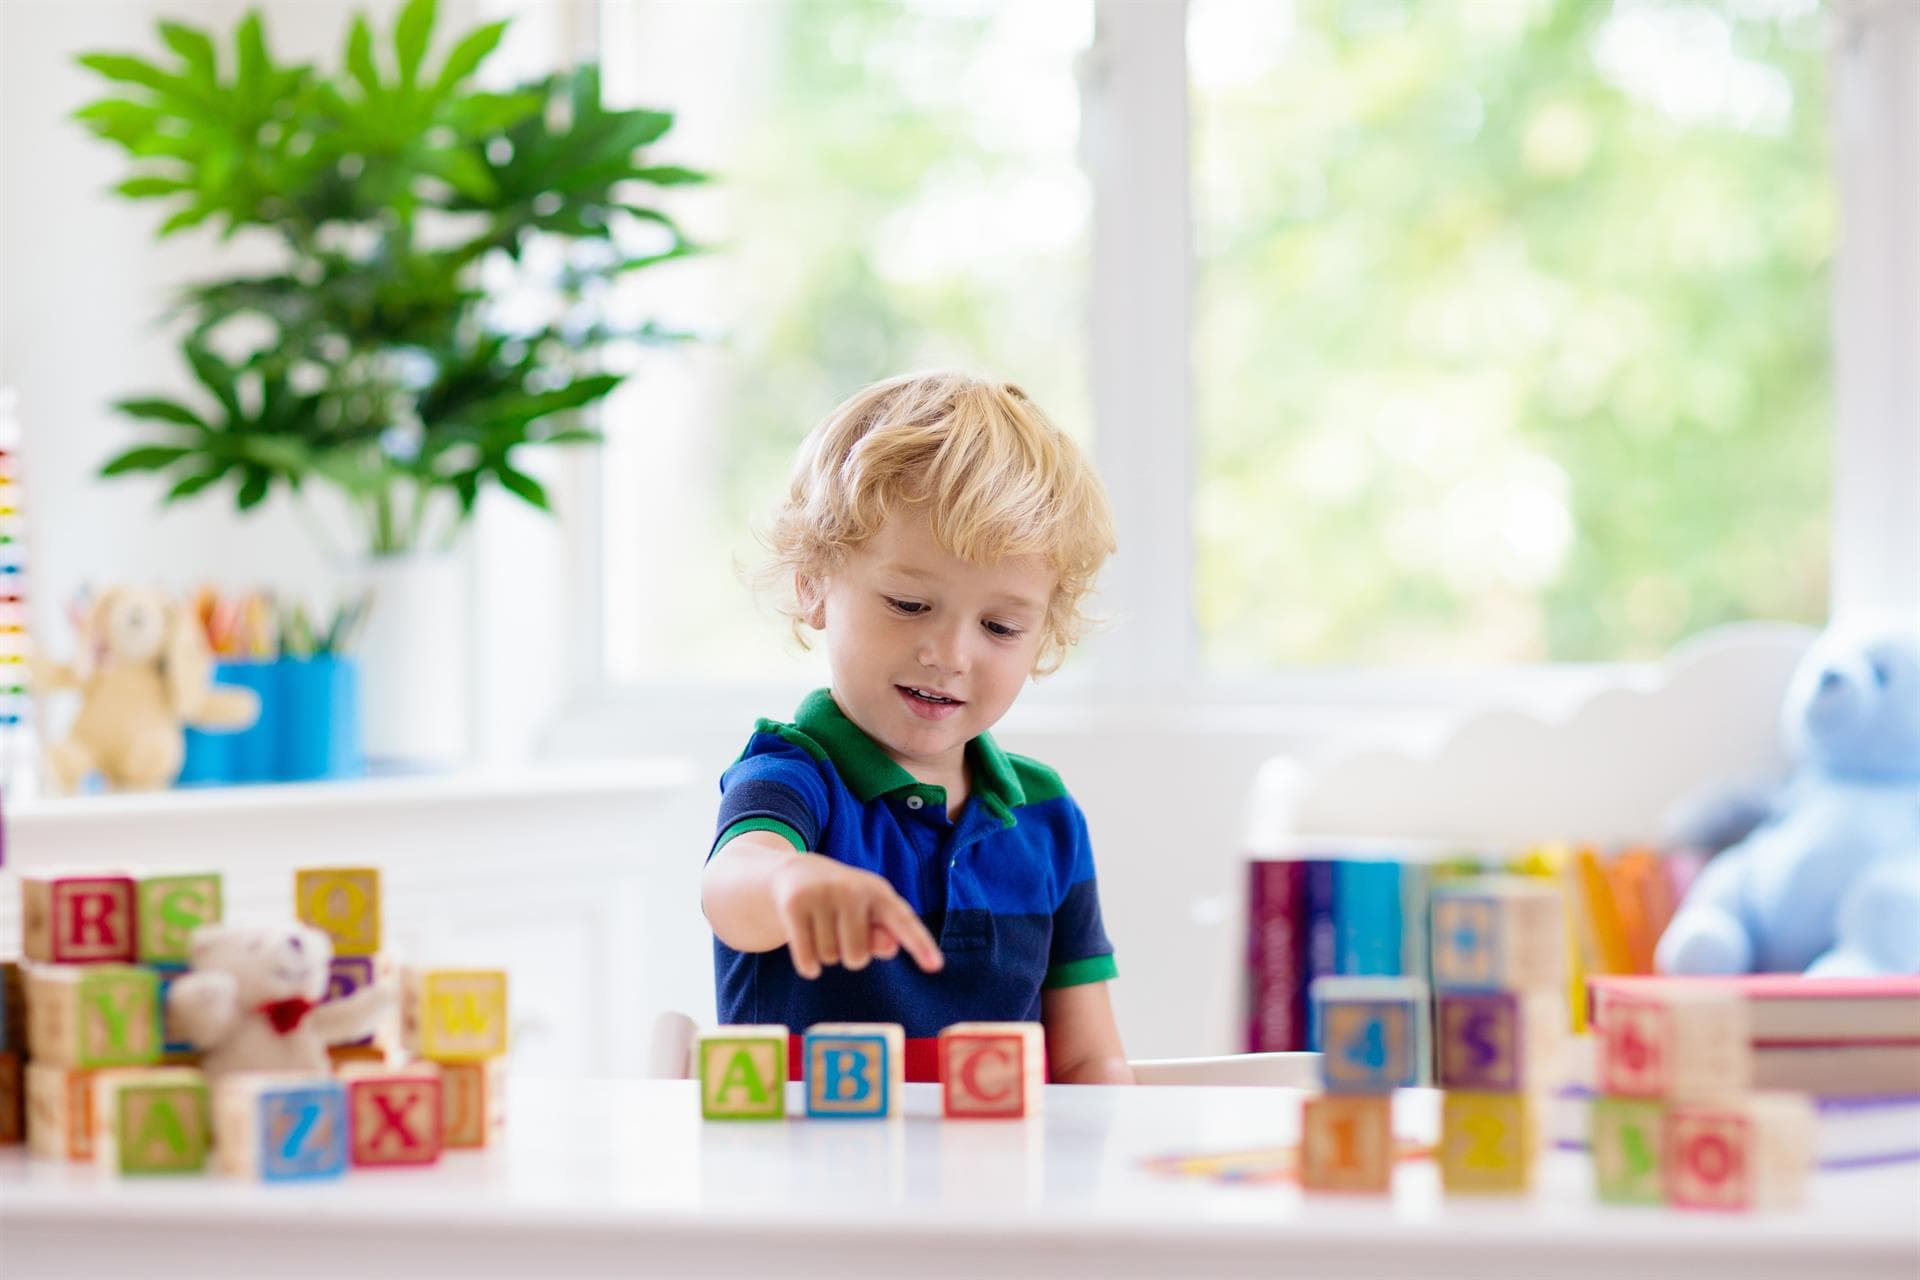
1590 982 1813 1210
1301 974 1428 1192
1430 876 1569 1194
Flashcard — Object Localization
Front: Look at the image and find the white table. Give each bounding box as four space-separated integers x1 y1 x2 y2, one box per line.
2 1080 1916 1279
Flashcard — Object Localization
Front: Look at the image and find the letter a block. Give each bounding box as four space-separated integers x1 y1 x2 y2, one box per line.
1594 985 1750 1101
805 1023 904 1119
1300 1093 1394 1193
1313 976 1430 1092
1436 990 1565 1092
21 875 137 963
24 1063 95 1160
700 1026 788 1120
136 873 223 966
216 1075 349 1181
1429 877 1565 993
1591 1096 1665 1205
440 1057 507 1148
403 968 509 1061
1665 1094 1814 1211
940 1022 1044 1119
93 1067 210 1175
295 867 380 956
25 965 160 1069
340 1061 443 1166
1440 1091 1538 1194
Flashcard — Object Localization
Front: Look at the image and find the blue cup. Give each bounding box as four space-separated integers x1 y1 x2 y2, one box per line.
219 661 282 784
177 725 236 786
278 656 363 781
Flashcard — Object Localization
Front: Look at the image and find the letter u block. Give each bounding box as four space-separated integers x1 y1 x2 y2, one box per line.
1591 1096 1665 1205
805 1023 904 1119
1439 1091 1538 1194
216 1075 349 1181
1312 976 1430 1092
939 1022 1044 1119
1429 877 1566 993
1300 1093 1394 1193
1436 990 1565 1092
1665 1093 1814 1211
135 873 223 966
25 965 160 1069
1594 985 1750 1101
294 867 381 956
93 1067 210 1175
402 968 509 1061
700 1026 789 1120
21 875 137 963
339 1061 443 1166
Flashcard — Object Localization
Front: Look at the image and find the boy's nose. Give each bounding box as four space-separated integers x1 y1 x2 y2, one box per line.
918 628 968 676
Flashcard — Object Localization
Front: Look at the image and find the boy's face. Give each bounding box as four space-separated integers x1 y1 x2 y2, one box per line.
804 506 1056 788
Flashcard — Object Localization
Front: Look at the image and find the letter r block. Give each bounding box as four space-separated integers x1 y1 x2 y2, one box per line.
294 867 381 956
699 1026 788 1120
21 875 137 963
805 1023 904 1119
939 1022 1044 1119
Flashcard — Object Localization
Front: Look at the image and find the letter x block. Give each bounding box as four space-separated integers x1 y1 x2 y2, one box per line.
440 1057 507 1149
1429 877 1566 993
1300 1093 1394 1193
1591 1096 1665 1205
340 1061 443 1166
21 875 137 963
1594 985 1750 1101
1313 976 1431 1092
1439 1091 1538 1194
1436 990 1565 1092
940 1022 1044 1119
216 1075 349 1181
1665 1093 1814 1211
402 968 509 1061
25 965 160 1069
700 1026 789 1120
805 1023 904 1119
294 867 381 956
24 1063 94 1160
135 873 223 966
93 1067 211 1175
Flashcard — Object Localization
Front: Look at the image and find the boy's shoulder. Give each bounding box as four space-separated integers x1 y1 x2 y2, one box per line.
733 715 831 766
1002 749 1073 810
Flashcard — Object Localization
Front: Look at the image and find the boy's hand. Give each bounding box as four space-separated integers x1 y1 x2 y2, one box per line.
769 855 944 980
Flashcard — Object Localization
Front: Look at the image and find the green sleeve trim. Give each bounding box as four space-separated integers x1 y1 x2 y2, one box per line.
1008 752 1069 805
713 817 807 854
1043 953 1118 989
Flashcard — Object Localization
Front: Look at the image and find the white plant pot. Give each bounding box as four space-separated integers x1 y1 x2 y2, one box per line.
355 552 470 767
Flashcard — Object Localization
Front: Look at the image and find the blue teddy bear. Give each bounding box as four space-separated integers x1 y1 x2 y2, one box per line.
1657 625 1920 977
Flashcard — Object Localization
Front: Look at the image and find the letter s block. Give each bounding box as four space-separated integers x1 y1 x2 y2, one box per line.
21 875 137 963
135 873 223 966
939 1022 1044 1119
294 867 381 956
805 1023 904 1119
699 1026 789 1120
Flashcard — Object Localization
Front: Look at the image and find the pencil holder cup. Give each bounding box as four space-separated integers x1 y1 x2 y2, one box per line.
178 661 276 786
278 656 363 781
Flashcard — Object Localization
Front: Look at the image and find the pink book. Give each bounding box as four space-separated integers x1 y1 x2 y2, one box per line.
1590 974 1920 1046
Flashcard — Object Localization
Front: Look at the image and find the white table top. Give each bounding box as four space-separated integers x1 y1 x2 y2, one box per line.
3 1079 1917 1279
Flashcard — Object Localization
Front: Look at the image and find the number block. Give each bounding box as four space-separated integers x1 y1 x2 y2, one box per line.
940 1022 1045 1120
294 866 381 956
1665 1093 1814 1211
135 873 222 966
93 1067 211 1175
1312 976 1430 1092
1594 984 1749 1100
1300 1093 1394 1193
215 1074 349 1181
21 875 137 963
0 1051 22 1145
1440 1091 1538 1194
1436 990 1565 1092
1 960 24 1053
1591 1096 1665 1205
1429 877 1566 993
340 1061 443 1166
805 1022 904 1119
440 1057 507 1149
24 1063 95 1160
699 1026 789 1120
25 965 161 1068
402 968 508 1061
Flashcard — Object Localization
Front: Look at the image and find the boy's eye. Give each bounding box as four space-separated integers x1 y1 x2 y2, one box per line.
884 596 927 615
983 620 1022 639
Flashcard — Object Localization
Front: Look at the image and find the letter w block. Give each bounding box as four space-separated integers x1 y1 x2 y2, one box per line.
805 1023 904 1119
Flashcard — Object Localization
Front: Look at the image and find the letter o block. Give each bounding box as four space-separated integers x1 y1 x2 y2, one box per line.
294 867 381 956
805 1023 904 1119
1313 976 1430 1091
700 1026 788 1120
22 875 137 963
340 1062 442 1166
940 1022 1044 1119
1300 1093 1394 1193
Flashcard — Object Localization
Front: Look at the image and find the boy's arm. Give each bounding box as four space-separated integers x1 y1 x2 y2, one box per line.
1041 981 1134 1084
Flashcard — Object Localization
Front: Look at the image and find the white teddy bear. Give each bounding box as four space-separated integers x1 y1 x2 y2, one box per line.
166 921 394 1078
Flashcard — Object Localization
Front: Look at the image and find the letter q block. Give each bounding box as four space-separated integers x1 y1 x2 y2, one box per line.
21 875 137 963
1313 976 1430 1092
1429 877 1566 993
940 1022 1044 1119
805 1023 904 1119
294 867 381 956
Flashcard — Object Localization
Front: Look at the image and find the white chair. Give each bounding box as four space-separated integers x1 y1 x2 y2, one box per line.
646 1010 1320 1086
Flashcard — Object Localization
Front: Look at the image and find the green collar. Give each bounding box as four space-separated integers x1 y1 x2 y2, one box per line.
792 688 1024 821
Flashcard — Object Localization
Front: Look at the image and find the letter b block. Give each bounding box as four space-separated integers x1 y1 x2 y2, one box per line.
93 1067 210 1175
215 1075 348 1181
1300 1093 1394 1193
340 1062 443 1166
940 1022 1044 1119
700 1026 788 1120
1313 976 1430 1092
21 875 137 963
403 968 509 1061
295 867 381 956
805 1023 904 1119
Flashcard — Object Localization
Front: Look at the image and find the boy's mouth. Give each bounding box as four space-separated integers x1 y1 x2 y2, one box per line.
898 684 965 721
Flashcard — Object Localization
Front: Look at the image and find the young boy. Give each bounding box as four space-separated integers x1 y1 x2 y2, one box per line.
701 371 1133 1084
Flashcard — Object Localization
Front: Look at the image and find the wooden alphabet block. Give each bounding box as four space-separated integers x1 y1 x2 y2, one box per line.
1665 1093 1814 1211
1436 990 1565 1092
1594 984 1749 1101
24 1063 94 1160
215 1074 349 1181
939 1022 1045 1120
339 1061 443 1166
1591 1095 1665 1205
439 1057 507 1149
135 873 222 966
402 968 508 1061
0 1051 22 1145
1439 1091 1538 1194
1300 1093 1394 1193
21 875 137 963
25 965 161 1068
327 953 398 1050
294 866 380 956
1429 877 1566 993
328 1044 393 1067
699 1026 788 1120
1313 976 1430 1092
804 1023 904 1119
0 960 24 1053
93 1067 210 1175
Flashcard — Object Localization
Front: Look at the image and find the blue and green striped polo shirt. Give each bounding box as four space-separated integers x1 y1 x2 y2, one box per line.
710 689 1117 1038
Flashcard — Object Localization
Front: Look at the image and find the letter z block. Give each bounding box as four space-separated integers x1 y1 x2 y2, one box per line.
135 873 223 966
402 968 508 1061
25 965 161 1069
940 1022 1044 1119
805 1023 904 1119
1300 1093 1394 1193
24 1063 94 1160
340 1061 443 1166
699 1026 788 1120
93 1067 210 1175
216 1074 349 1181
1313 976 1431 1091
1594 985 1749 1101
1591 1095 1665 1205
21 875 137 963
1440 1091 1537 1194
294 867 381 956
1429 877 1566 993
1665 1093 1814 1211
1436 990 1565 1092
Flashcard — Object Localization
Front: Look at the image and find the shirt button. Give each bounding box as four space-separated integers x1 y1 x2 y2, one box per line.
905 795 924 810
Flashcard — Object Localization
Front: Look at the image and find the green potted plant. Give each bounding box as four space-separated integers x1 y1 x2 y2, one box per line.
74 0 703 760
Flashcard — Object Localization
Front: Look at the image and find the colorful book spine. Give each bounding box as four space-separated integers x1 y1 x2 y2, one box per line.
1335 860 1403 977
1244 860 1307 1052
1303 860 1338 1051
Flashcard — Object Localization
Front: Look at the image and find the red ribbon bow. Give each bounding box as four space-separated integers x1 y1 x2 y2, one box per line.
258 997 315 1035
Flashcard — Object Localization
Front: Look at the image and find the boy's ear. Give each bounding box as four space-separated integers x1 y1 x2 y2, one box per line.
795 571 826 630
